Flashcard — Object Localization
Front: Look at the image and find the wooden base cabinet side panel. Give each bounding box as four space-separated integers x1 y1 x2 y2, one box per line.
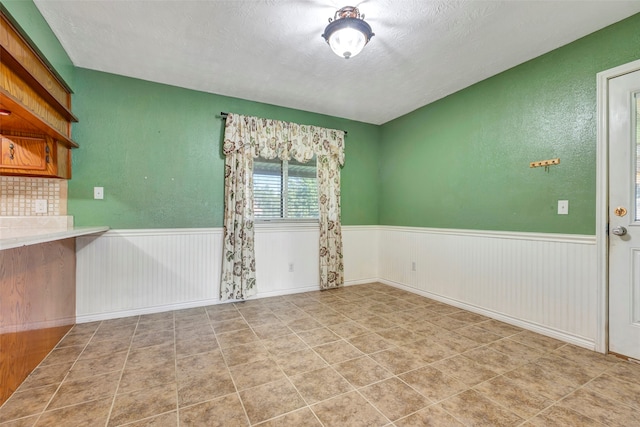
0 238 76 405
0 326 72 405
56 143 71 179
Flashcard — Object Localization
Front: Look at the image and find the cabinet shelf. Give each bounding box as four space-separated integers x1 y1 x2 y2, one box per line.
0 87 78 149
1 46 78 123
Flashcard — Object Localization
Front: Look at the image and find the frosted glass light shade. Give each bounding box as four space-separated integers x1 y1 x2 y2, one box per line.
328 27 367 59
322 7 374 59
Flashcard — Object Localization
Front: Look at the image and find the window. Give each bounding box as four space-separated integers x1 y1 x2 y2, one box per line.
253 157 318 220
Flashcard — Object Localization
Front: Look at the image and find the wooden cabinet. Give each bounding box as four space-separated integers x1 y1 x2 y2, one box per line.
0 7 77 179
0 134 71 179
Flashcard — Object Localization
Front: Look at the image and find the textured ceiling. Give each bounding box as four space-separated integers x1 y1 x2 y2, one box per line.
33 0 640 125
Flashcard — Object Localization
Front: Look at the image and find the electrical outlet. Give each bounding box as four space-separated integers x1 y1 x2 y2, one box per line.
288 263 294 272
558 200 569 215
94 187 104 200
35 199 47 213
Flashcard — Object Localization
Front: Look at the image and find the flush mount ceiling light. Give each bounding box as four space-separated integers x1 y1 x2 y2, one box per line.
322 6 374 59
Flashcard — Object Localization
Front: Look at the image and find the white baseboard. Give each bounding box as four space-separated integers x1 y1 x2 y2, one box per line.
378 278 595 350
76 298 221 323
75 281 380 324
344 278 380 287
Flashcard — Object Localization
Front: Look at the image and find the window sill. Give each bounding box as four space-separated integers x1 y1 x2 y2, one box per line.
255 220 319 231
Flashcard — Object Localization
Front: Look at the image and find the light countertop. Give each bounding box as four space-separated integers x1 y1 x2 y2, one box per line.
0 226 109 250
0 217 108 250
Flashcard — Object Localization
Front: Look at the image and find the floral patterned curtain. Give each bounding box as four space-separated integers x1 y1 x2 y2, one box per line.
220 114 345 300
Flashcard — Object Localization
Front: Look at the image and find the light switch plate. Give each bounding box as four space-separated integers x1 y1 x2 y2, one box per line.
94 187 104 200
558 200 569 215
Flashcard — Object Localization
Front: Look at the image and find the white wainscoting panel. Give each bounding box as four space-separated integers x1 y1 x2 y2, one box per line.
76 226 379 322
378 226 597 348
76 225 598 348
343 225 379 285
253 223 320 297
76 229 223 322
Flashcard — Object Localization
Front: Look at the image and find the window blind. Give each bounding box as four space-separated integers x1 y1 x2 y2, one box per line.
253 157 318 220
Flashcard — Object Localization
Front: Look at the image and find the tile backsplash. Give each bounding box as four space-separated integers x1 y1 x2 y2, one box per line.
0 176 67 216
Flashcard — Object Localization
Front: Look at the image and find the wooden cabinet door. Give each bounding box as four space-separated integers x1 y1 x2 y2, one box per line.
0 135 58 176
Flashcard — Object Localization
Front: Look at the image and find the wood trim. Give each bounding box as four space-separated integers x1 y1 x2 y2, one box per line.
1 62 70 137
0 46 77 122
0 7 73 95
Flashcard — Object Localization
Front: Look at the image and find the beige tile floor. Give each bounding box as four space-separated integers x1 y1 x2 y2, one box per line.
1 282 640 426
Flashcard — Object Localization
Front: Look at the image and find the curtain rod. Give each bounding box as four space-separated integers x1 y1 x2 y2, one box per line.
220 112 347 136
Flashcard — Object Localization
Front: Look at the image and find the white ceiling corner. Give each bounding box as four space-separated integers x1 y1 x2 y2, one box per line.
33 0 640 125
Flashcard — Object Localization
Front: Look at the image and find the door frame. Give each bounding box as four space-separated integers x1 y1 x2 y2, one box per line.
596 58 640 354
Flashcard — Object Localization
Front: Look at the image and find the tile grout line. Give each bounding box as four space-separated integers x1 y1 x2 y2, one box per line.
233 297 380 425
5 284 640 426
104 316 141 427
468 345 626 425
550 364 640 422
235 301 322 425
173 312 180 427
24 320 102 426
301 308 399 425
211 305 253 427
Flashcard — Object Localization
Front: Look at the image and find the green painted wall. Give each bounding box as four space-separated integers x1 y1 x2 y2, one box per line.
379 13 640 235
1 0 75 87
69 69 380 228
7 0 640 234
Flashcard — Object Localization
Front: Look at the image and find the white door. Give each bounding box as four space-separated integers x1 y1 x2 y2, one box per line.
609 68 640 360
